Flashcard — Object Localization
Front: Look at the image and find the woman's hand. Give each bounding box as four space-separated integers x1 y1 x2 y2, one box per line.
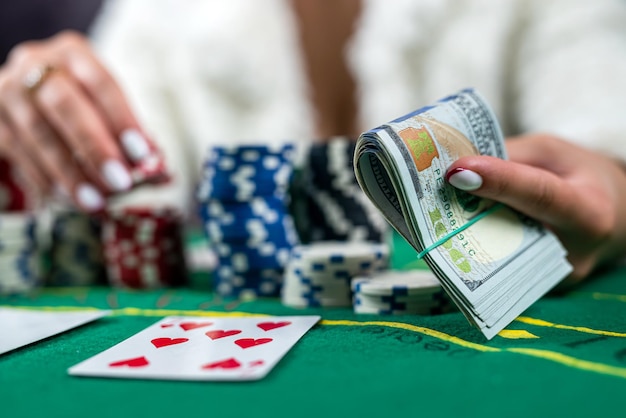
445 134 626 287
0 31 153 211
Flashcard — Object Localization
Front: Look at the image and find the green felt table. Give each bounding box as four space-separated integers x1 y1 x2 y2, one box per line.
2 234 626 418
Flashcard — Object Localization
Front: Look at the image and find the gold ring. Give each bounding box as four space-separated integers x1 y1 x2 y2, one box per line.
22 64 57 94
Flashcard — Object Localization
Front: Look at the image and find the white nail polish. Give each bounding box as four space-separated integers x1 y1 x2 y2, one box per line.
76 183 104 210
102 159 132 191
121 129 150 162
447 169 483 191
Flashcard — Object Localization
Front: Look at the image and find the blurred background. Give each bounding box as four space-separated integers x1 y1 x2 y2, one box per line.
0 0 103 63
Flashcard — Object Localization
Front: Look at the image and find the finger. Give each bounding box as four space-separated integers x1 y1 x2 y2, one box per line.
7 150 49 199
1 89 106 212
29 66 133 193
53 32 153 163
505 135 582 174
0 111 49 194
505 136 553 167
445 155 589 231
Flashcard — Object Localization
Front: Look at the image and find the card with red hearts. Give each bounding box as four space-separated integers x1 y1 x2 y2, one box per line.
68 315 320 381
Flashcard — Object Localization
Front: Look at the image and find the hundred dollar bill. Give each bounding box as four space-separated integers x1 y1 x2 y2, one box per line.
353 88 572 339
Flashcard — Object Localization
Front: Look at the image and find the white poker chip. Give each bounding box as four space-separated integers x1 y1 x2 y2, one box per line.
353 304 452 316
282 293 352 308
0 212 41 295
281 241 390 308
351 269 442 296
354 291 448 305
353 294 449 310
293 241 389 263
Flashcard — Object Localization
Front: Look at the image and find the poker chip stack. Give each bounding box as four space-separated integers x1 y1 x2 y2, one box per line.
197 144 299 298
0 157 41 294
281 242 389 308
290 137 387 244
102 207 188 289
0 213 41 295
351 270 455 315
47 211 107 287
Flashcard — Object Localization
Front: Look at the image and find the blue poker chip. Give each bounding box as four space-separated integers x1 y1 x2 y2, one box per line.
351 270 442 296
204 144 295 163
215 242 292 272
202 161 292 176
213 266 284 298
203 218 296 246
198 144 296 202
200 179 291 202
199 196 289 222
203 170 291 186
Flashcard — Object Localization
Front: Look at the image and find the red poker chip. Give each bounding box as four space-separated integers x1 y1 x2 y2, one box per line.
102 207 187 289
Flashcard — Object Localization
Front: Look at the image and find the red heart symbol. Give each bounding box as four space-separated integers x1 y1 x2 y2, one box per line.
235 338 273 349
205 329 242 340
151 337 189 348
179 321 213 331
160 324 174 328
257 321 291 331
202 357 241 370
109 356 149 368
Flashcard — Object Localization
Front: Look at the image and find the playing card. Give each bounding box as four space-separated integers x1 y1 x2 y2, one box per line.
0 307 110 356
68 315 320 381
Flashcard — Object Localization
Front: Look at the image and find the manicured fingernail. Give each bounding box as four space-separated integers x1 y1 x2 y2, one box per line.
102 159 132 191
446 168 483 191
121 129 150 162
76 183 104 210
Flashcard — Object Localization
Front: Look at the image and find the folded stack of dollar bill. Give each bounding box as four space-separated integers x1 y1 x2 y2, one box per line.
353 88 572 339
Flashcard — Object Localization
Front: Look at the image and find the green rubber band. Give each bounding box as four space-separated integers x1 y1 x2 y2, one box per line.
416 203 505 260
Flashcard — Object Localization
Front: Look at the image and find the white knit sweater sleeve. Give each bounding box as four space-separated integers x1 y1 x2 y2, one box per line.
514 0 626 161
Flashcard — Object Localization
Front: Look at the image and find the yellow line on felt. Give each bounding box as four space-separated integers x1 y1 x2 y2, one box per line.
9 305 626 379
323 320 626 379
320 319 500 352
111 307 266 318
506 348 626 379
516 316 626 338
568 291 626 303
1 305 267 317
589 292 626 303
